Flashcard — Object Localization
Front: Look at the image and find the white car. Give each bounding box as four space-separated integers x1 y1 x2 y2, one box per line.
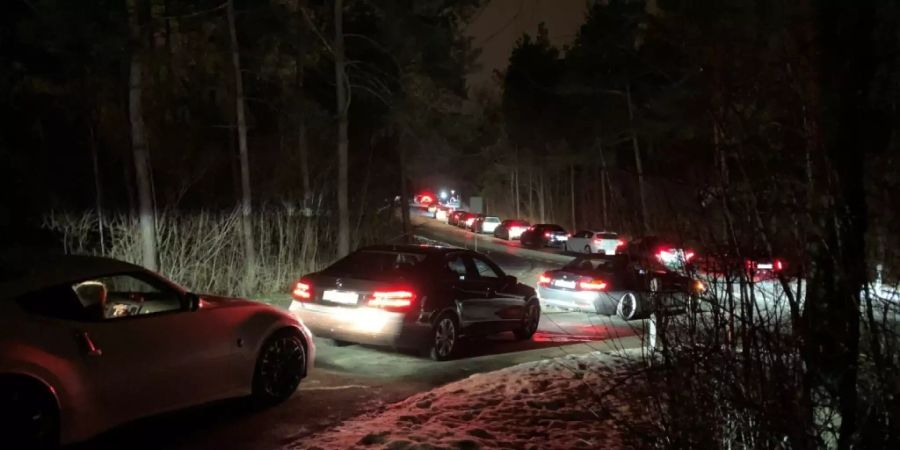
565 230 624 255
0 255 315 448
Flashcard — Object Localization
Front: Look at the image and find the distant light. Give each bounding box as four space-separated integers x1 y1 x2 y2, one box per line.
450 190 455 194
439 190 448 200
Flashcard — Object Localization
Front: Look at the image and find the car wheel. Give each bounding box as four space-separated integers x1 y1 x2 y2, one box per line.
584 245 591 254
0 377 59 450
617 292 640 321
252 329 307 406
429 313 460 361
513 300 541 340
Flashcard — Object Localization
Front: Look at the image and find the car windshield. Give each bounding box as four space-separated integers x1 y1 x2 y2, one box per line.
325 250 428 278
563 255 626 273
485 217 500 223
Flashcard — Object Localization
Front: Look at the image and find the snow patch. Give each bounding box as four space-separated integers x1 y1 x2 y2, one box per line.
287 349 645 450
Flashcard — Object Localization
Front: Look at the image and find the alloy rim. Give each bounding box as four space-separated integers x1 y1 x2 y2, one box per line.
619 293 636 319
259 336 305 397
434 318 456 357
524 303 539 333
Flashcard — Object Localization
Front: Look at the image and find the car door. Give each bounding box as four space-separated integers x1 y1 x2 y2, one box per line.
568 231 589 252
467 255 526 332
72 273 239 421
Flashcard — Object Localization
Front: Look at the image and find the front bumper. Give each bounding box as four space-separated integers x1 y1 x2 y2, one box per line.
289 301 430 348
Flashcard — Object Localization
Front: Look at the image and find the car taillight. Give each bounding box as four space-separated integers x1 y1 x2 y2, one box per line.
538 273 551 286
774 259 784 271
657 249 674 262
544 231 551 237
466 218 475 225
367 290 414 309
578 279 607 291
616 239 626 247
685 251 695 261
292 280 312 300
694 280 706 293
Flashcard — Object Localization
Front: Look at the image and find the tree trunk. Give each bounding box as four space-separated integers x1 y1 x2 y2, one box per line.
227 0 257 289
296 1 311 213
569 163 576 231
538 168 546 223
514 151 521 218
626 82 649 234
398 137 411 243
89 121 105 254
598 139 608 229
334 0 350 257
127 0 158 272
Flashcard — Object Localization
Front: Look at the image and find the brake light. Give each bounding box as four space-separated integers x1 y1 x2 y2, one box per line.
421 195 432 204
617 239 626 247
685 251 695 261
774 259 784 271
544 232 551 237
578 279 607 291
368 290 414 308
538 273 551 286
292 280 312 300
466 217 475 226
657 249 674 261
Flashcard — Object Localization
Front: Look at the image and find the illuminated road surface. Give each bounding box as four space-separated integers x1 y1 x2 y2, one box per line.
70 215 646 450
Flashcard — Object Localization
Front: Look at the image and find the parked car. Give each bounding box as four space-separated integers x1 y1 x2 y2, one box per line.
626 236 696 273
520 224 569 248
448 210 467 226
289 245 541 361
458 212 478 229
0 255 314 448
536 253 703 320
473 216 502 234
695 246 787 282
493 219 531 240
565 230 624 255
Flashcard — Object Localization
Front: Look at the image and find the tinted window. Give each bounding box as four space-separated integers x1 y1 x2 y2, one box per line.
17 284 94 321
598 233 619 239
445 254 469 279
471 256 501 279
327 251 428 277
573 230 591 238
563 255 626 273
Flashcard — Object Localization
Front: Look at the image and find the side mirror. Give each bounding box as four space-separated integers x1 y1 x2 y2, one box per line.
185 292 201 312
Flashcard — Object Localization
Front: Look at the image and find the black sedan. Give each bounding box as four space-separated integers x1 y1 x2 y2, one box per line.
289 245 541 360
493 219 530 240
520 224 569 248
536 254 703 320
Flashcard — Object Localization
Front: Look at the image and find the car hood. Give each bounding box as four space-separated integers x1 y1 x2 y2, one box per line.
199 294 262 309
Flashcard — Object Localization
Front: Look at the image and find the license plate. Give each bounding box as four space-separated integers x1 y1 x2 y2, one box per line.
323 290 359 305
553 280 576 289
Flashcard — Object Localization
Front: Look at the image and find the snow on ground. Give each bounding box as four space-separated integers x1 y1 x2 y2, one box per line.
286 349 646 450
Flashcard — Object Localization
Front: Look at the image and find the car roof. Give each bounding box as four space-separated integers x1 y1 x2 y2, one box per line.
0 254 146 301
356 244 463 255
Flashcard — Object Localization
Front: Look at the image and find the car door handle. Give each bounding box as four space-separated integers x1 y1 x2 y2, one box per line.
77 331 103 357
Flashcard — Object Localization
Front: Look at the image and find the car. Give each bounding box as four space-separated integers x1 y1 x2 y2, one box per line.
472 216 502 234
0 255 314 448
463 213 482 231
289 245 541 361
695 247 787 282
626 236 696 273
520 224 569 248
565 230 624 255
448 210 467 226
493 219 531 240
536 253 703 320
457 212 477 229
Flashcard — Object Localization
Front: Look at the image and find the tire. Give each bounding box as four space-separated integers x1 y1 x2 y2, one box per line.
617 292 640 321
429 313 460 361
584 245 591 254
513 300 541 340
252 329 307 406
0 377 59 450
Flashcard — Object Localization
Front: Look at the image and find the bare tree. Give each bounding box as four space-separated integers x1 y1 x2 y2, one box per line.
226 0 257 288
334 0 350 257
127 0 158 271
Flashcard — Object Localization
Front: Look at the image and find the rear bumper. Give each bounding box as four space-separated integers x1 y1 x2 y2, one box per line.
288 301 431 348
537 286 625 315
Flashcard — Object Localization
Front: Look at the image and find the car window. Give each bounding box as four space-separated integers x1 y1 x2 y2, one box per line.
485 217 500 223
327 250 427 277
574 230 591 238
75 273 183 319
445 254 469 280
563 255 626 273
598 233 618 240
16 284 95 321
471 256 501 279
